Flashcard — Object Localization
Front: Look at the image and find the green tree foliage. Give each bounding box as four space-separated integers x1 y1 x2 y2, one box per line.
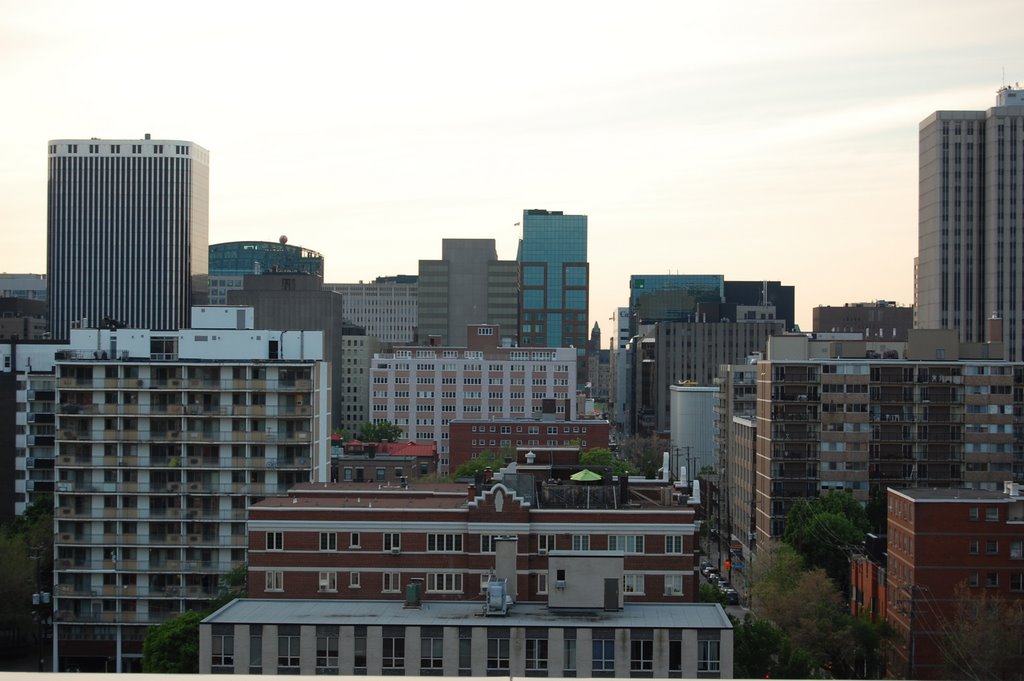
0 496 53 652
698 582 727 606
142 610 203 673
357 420 403 442
615 436 664 478
783 490 868 594
579 447 631 476
733 615 816 680
452 449 510 479
942 582 1024 681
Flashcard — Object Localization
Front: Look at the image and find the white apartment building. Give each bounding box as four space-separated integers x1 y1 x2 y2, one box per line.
370 325 576 471
50 318 328 672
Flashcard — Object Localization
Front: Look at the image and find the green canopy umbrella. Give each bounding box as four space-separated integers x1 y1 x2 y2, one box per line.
570 469 602 482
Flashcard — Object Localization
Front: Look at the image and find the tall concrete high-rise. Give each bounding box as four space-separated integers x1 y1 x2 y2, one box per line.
417 239 518 346
47 136 210 339
917 86 1024 360
518 209 589 385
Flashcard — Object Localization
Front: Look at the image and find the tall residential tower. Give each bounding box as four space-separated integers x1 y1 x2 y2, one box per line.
47 136 210 339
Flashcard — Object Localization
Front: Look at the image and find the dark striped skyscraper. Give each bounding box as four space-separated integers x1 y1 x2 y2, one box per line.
47 136 209 339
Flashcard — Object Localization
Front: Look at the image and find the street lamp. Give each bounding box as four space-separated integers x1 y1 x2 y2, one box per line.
31 589 51 671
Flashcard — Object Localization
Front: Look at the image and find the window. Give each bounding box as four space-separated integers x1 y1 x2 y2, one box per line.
969 507 980 521
320 532 337 551
212 626 234 669
665 535 683 554
538 534 555 553
537 572 548 594
265 571 283 592
316 626 338 673
608 535 645 554
354 626 367 671
384 532 401 552
664 574 684 596
1012 541 1023 559
383 572 401 593
969 540 980 555
249 626 263 674
427 572 463 592
459 627 473 675
350 572 361 588
630 637 653 673
987 540 999 555
421 628 444 674
383 630 405 671
592 635 615 674
350 532 361 548
267 531 283 550
698 638 721 672
487 633 510 672
526 637 548 672
480 534 497 553
623 574 645 594
427 533 463 552
572 534 590 551
986 507 1000 521
278 626 300 670
1012 573 1024 592
318 571 337 592
986 572 999 587
969 573 980 587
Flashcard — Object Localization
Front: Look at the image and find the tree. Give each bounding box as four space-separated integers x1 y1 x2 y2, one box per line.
942 582 1024 681
142 609 203 673
698 582 727 606
579 447 630 476
0 496 53 656
616 435 665 478
357 420 403 442
452 449 510 479
783 490 868 594
733 615 816 680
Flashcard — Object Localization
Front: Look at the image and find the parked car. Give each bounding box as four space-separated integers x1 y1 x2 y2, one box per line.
700 561 713 576
722 587 740 605
706 569 720 584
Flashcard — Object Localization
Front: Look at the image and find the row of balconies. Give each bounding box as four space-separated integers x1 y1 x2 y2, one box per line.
55 584 218 598
58 429 312 443
56 532 247 547
56 454 310 469
58 507 247 521
55 482 294 495
57 558 237 572
59 377 312 391
53 608 206 624
60 403 312 417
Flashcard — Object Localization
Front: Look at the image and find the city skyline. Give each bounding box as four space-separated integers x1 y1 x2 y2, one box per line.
3 1 1024 332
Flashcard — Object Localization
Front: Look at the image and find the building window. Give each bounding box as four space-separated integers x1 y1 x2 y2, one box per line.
318 571 337 592
986 507 1000 521
267 531 284 550
480 534 497 553
698 638 721 672
427 573 463 593
664 574 684 596
320 532 337 551
383 572 401 593
487 633 511 672
537 573 548 594
969 540 980 555
564 634 577 675
278 626 301 671
1011 541 1023 559
316 626 338 673
349 572 361 588
969 573 979 587
986 540 999 555
212 626 234 669
384 532 401 552
969 507 979 521
249 626 263 674
421 629 444 674
665 535 683 554
538 534 556 553
459 628 473 675
630 637 653 673
350 532 361 548
572 534 590 551
623 574 645 594
986 572 999 588
608 535 645 554
1012 573 1024 592
265 571 283 592
427 533 462 552
592 635 615 674
383 631 405 671
354 626 367 671
668 639 682 676
526 637 548 672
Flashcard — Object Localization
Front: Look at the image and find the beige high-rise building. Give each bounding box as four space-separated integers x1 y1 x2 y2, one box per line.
917 86 1024 360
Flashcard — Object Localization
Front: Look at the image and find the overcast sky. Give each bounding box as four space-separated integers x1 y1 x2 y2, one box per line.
2 0 1023 332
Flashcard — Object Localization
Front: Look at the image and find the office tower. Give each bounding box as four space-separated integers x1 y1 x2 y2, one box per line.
813 300 914 340
324 275 418 345
370 325 577 472
917 86 1024 360
630 275 724 327
208 239 324 305
0 273 47 301
518 210 589 386
722 280 796 331
417 239 518 346
47 137 209 339
52 320 328 672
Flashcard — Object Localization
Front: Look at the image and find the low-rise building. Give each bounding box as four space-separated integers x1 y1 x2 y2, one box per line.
447 417 611 472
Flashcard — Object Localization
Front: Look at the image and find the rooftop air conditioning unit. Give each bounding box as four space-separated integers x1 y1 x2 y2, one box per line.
554 579 566 589
538 548 548 556
390 547 401 555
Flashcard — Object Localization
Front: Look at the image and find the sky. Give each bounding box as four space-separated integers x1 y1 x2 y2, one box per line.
3 0 1024 333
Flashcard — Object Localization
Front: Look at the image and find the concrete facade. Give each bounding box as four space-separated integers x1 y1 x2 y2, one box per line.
324 276 418 345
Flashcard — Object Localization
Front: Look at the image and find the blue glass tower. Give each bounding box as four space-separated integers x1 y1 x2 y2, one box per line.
517 209 589 385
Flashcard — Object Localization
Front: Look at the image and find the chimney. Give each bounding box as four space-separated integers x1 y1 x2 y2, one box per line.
484 467 493 482
467 483 476 501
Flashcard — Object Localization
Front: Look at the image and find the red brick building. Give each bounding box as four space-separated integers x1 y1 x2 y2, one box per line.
248 469 698 606
447 418 611 471
887 484 1024 679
